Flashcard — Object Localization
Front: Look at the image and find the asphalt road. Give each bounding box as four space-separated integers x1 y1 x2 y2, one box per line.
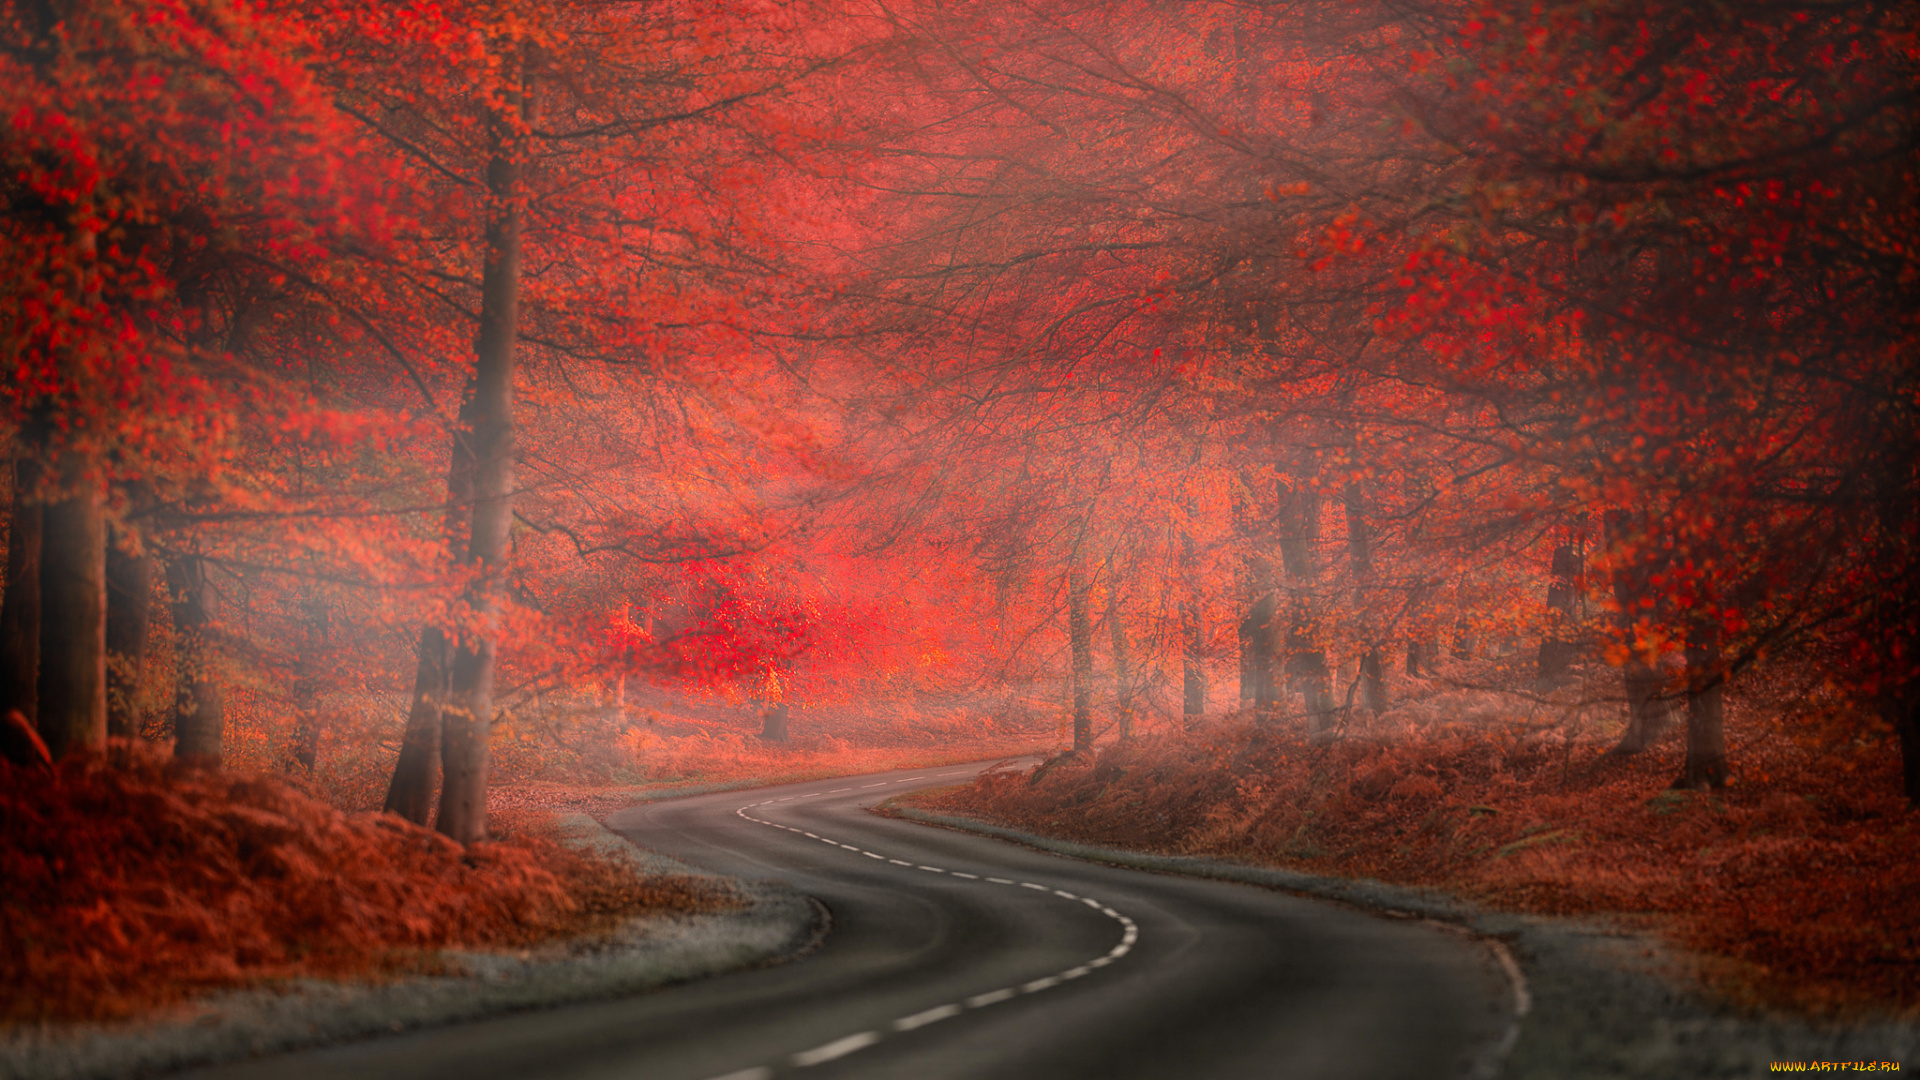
184 762 1516 1080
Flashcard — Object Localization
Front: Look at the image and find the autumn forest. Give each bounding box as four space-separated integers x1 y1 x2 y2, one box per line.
2 0 1917 1049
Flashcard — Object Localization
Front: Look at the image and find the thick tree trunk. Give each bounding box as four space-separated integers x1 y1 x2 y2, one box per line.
1179 529 1205 724
761 701 790 742
1356 648 1386 713
1068 563 1093 755
1238 591 1277 709
1885 682 1919 806
1537 540 1582 682
0 456 42 728
384 626 447 823
166 555 223 767
37 449 107 760
1673 619 1729 791
1612 661 1676 754
436 71 530 844
1106 577 1132 741
384 380 478 823
1452 619 1476 661
1604 509 1677 754
105 520 152 739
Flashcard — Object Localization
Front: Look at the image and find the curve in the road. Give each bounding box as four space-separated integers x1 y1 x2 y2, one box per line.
719 786 1141 1079
167 761 1520 1080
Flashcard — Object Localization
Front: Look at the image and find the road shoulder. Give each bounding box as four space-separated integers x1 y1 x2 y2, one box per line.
882 803 1920 1079
0 813 823 1080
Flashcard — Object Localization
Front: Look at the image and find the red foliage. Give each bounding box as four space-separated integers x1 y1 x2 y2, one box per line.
918 719 1920 1013
0 745 724 1023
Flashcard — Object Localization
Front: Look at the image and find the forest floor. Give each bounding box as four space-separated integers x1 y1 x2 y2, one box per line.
904 667 1919 1023
1 690 1050 1034
299 687 1057 815
0 746 738 1028
488 741 1046 819
481 690 1055 816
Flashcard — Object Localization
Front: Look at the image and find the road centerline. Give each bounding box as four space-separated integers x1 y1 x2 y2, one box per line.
719 782 1145 1080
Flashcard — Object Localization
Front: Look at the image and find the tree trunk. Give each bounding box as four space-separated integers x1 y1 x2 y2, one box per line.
1106 575 1132 741
105 519 152 739
383 375 479 823
1342 481 1387 713
1604 509 1677 754
1452 619 1476 661
436 67 530 844
1884 682 1919 806
761 701 790 742
1356 648 1386 713
1612 661 1676 754
0 456 42 729
1238 590 1278 709
1277 476 1333 734
384 625 447 823
1537 539 1582 682
1673 618 1729 791
1179 529 1206 725
166 555 223 767
37 449 107 761
287 594 328 773
1068 563 1093 755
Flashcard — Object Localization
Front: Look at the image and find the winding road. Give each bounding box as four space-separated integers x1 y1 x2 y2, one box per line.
187 762 1518 1079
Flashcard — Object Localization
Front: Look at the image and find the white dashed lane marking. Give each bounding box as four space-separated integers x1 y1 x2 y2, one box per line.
703 785 1141 1080
791 1030 882 1066
892 1002 961 1031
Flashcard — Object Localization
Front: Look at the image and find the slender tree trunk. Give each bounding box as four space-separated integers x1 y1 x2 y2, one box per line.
287 594 328 773
105 519 152 739
436 67 531 844
1106 576 1132 741
1179 529 1205 724
1232 476 1278 713
1277 476 1332 734
1673 618 1729 791
1 456 42 726
1342 481 1387 713
1068 563 1093 755
1537 539 1582 682
37 448 107 761
166 555 223 767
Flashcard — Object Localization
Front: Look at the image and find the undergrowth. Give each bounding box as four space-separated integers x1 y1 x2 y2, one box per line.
912 715 1920 1017
0 744 731 1025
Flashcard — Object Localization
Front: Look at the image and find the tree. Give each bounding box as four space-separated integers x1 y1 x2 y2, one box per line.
2 0 387 763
